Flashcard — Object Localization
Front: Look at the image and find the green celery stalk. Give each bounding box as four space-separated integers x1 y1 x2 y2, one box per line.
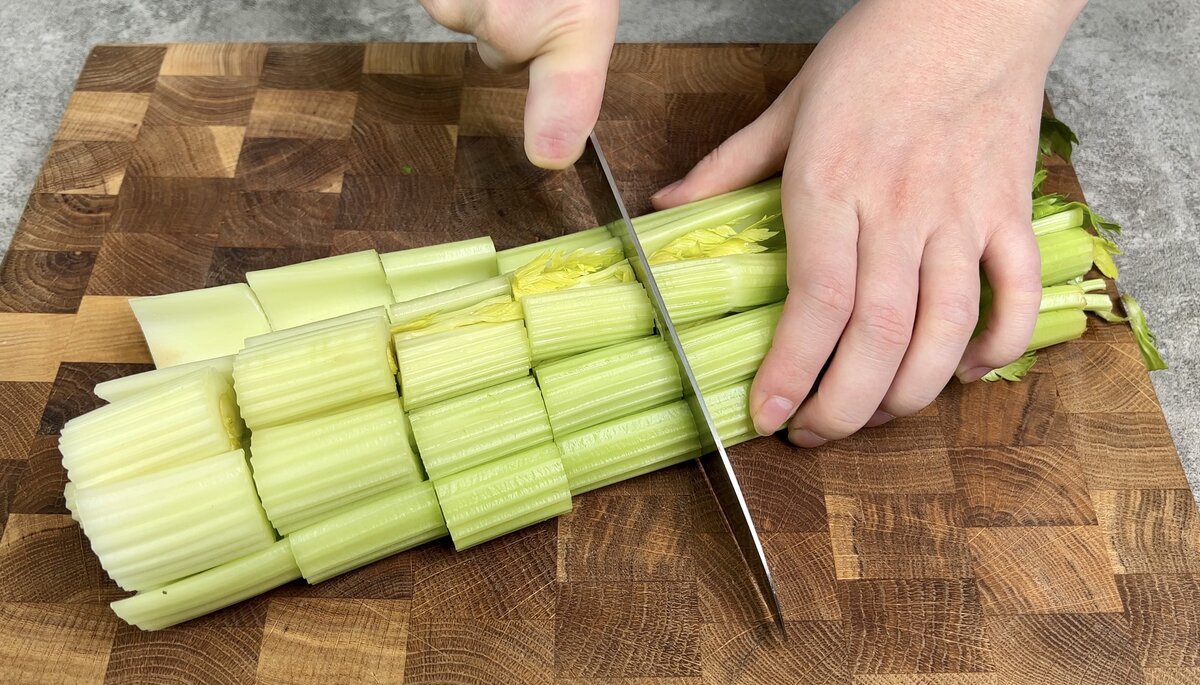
243 306 389 347
63 481 78 522
636 184 782 257
433 443 571 551
556 400 701 495
249 396 424 535
522 283 655 363
289 481 447 584
535 336 683 437
654 252 786 324
690 378 758 447
1121 294 1168 371
1028 309 1088 351
382 236 499 302
61 369 243 488
1031 206 1085 236
408 376 552 480
93 354 235 404
130 284 270 368
510 237 625 299
232 317 397 431
391 297 522 341
678 303 783 393
388 275 512 326
496 227 613 274
632 179 781 234
570 259 636 288
246 250 394 330
396 320 532 410
74 449 276 592
110 539 300 631
1037 227 1096 285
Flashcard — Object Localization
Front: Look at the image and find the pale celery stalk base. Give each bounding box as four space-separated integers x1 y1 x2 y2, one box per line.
130 283 271 368
246 249 394 330
243 306 388 347
382 236 499 302
94 355 236 404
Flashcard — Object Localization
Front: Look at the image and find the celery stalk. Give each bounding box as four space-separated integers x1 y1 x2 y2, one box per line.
509 238 624 299
1121 294 1168 371
570 259 636 288
289 481 447 584
246 250 394 330
110 539 299 631
1037 227 1096 285
632 179 781 235
63 481 78 522
1031 206 1085 236
690 379 758 447
1028 309 1088 351
382 237 499 302
523 283 655 363
249 396 424 535
535 336 682 437
93 355 235 403
396 321 532 410
636 184 782 257
74 449 276 591
678 303 783 393
496 227 613 273
433 442 571 551
408 376 552 480
61 369 243 487
233 317 397 431
654 253 786 324
130 284 270 368
243 306 388 347
556 400 701 495
391 297 523 340
388 275 512 326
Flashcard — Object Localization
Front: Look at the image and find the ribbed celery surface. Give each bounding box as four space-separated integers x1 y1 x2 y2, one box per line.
632 179 781 236
409 376 552 480
1029 309 1088 350
523 283 655 363
111 539 299 631
678 303 783 393
535 337 682 437
388 275 512 326
93 354 235 403
129 283 271 368
382 236 500 302
636 182 782 256
246 249 394 330
434 442 571 551
249 396 424 535
690 379 758 447
61 369 242 487
653 253 787 324
1031 206 1085 236
496 226 613 273
556 400 701 495
74 449 276 592
233 317 397 430
243 306 388 347
1037 227 1096 285
289 481 447 583
396 321 532 410
63 481 77 522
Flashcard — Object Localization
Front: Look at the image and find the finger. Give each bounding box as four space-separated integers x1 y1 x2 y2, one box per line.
651 80 801 209
418 0 473 33
879 232 981 419
957 223 1041 381
787 223 920 446
522 5 618 169
748 183 859 436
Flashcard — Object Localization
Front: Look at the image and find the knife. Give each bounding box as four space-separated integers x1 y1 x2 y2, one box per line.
574 132 786 636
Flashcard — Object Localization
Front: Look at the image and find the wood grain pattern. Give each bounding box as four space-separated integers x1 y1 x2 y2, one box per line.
0 42 1195 683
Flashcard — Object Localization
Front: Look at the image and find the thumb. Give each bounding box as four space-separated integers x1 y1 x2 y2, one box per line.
651 80 802 209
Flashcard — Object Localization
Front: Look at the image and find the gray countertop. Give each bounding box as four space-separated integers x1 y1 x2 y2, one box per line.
1 0 1195 499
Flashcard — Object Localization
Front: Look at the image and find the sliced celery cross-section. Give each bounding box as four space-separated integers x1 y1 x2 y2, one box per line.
129 283 270 368
382 236 499 302
522 282 655 363
396 320 532 410
93 354 235 404
246 249 394 330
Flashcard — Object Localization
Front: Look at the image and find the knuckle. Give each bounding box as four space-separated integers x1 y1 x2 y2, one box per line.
857 303 913 355
935 291 980 335
797 271 855 322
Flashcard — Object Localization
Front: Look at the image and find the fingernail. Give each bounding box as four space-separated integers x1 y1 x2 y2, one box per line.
753 395 795 436
865 410 894 428
957 366 991 384
788 428 827 449
650 179 682 201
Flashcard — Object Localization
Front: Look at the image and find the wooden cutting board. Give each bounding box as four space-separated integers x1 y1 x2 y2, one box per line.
0 42 1197 684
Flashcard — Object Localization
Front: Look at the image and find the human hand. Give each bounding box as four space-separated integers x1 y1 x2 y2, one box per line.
651 0 1087 446
418 0 619 168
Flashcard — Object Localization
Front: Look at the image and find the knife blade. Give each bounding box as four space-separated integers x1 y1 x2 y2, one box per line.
573 132 786 636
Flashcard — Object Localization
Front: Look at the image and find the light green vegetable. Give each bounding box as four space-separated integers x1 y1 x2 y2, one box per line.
129 284 270 368
678 303 783 393
523 283 655 363
246 249 393 330
93 354 235 404
396 320 532 410
388 275 512 327
382 236 499 302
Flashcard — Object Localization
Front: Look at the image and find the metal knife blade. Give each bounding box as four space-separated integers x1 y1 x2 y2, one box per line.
574 132 786 635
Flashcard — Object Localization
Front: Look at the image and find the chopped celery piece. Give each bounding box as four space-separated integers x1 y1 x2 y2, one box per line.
250 396 424 535
983 351 1039 382
1121 294 1168 371
523 283 655 363
289 481 447 584
63 481 78 522
654 253 787 324
633 178 782 234
678 303 783 393
243 306 388 347
382 237 500 302
557 400 701 495
388 275 512 326
396 321 532 410
1037 227 1096 285
496 227 613 273
233 317 397 431
391 297 523 340
1028 309 1088 351
691 378 758 447
1031 206 1085 236
636 183 782 257
111 539 300 631
246 249 393 330
74 449 276 592
61 369 243 488
510 238 624 299
129 284 270 368
434 442 571 551
648 214 778 265
93 355 234 403
535 337 682 437
409 376 552 480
